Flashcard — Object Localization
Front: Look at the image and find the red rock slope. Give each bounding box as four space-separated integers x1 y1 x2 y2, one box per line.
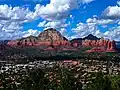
7 28 71 48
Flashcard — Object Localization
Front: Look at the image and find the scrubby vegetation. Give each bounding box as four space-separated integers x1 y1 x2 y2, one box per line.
1 67 120 90
1 46 120 64
0 46 120 90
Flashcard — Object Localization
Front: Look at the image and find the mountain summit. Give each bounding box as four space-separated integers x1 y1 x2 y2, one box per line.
6 28 118 52
38 28 68 42
7 28 69 47
83 34 100 40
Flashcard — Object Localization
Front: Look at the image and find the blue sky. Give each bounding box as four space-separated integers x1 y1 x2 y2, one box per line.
0 0 120 41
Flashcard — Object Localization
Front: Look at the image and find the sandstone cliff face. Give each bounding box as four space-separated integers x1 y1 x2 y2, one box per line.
8 36 38 47
7 28 70 47
71 34 117 52
8 40 19 47
7 29 117 52
82 39 117 52
37 28 69 47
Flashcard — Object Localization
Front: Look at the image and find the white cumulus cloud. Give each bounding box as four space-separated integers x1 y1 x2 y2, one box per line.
0 0 95 40
22 29 41 38
30 0 94 21
38 20 68 29
87 18 115 25
72 22 102 38
102 5 120 19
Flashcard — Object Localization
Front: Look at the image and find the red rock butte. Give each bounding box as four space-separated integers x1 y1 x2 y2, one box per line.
7 28 117 52
82 39 117 52
7 28 71 49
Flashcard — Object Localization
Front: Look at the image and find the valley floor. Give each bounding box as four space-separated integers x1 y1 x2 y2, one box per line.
1 58 120 90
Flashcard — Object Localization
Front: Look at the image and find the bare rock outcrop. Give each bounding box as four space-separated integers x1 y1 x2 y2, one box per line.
71 34 117 52
7 28 71 48
7 30 117 52
38 28 67 41
8 36 38 47
84 39 117 52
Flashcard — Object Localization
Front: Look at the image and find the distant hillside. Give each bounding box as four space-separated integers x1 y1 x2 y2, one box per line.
83 34 100 40
116 42 120 49
70 38 83 43
0 40 9 44
70 34 100 43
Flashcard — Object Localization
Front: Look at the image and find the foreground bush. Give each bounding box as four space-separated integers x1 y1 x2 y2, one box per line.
1 68 120 90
